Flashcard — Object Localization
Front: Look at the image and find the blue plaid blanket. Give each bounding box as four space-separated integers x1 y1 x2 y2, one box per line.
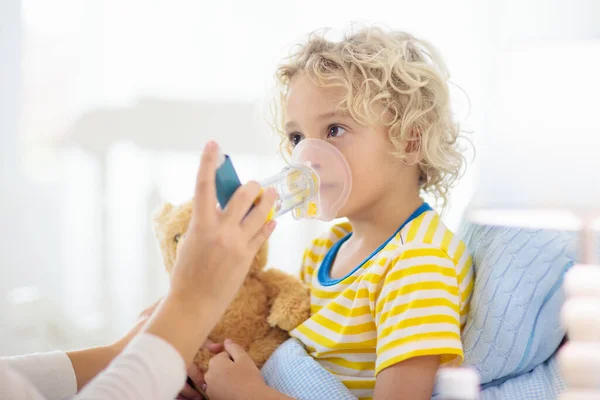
261 338 356 400
262 338 565 400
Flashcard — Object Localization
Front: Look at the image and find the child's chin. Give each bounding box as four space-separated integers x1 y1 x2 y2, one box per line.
336 201 368 221
334 205 351 220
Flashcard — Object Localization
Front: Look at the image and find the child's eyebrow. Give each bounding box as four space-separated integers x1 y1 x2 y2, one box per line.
316 111 338 120
284 120 299 131
317 111 349 120
284 111 350 131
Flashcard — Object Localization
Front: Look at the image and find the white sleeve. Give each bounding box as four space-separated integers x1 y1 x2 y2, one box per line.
0 359 48 400
2 350 77 400
75 333 187 400
1 333 186 400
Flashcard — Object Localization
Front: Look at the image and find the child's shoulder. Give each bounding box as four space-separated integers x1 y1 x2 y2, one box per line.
391 210 470 267
387 209 474 318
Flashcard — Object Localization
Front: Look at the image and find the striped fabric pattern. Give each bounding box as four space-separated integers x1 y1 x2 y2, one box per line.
291 210 474 400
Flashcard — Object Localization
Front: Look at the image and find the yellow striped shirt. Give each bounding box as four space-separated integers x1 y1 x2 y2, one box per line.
290 206 474 400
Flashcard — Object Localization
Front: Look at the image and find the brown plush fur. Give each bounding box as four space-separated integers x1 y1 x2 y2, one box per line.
153 200 311 372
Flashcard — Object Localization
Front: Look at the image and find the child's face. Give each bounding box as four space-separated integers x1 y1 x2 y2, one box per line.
284 73 419 220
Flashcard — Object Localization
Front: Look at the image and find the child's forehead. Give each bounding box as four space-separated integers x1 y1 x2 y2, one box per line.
288 74 344 101
284 98 350 127
286 75 346 115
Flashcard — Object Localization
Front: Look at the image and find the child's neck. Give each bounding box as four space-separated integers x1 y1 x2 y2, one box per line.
347 189 424 249
329 188 424 280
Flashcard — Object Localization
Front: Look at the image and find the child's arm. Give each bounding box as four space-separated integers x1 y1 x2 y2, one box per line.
372 248 465 400
373 355 440 400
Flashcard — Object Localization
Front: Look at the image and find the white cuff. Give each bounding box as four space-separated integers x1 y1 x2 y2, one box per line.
4 350 77 400
122 332 187 397
77 332 186 400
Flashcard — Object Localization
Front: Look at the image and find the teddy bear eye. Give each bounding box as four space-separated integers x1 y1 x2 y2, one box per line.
174 233 181 243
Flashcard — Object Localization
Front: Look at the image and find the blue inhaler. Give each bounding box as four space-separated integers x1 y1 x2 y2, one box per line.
215 140 351 222
215 148 317 220
215 150 243 209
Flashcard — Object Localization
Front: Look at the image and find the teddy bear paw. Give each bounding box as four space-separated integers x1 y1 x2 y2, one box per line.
267 312 280 328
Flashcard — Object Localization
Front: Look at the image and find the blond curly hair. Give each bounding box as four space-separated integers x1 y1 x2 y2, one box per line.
271 26 468 208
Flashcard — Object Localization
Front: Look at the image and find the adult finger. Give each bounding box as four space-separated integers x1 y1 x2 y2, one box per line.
187 363 206 387
192 141 220 223
179 384 203 400
220 181 262 225
248 220 277 256
240 187 277 234
204 342 224 354
139 297 163 319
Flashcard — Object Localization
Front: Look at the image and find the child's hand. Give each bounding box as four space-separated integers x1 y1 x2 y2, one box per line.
204 339 268 400
178 340 224 400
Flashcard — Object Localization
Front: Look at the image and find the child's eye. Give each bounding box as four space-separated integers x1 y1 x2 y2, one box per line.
288 133 304 147
327 125 346 138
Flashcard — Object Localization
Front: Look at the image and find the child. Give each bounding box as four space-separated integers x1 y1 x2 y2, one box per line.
204 26 474 400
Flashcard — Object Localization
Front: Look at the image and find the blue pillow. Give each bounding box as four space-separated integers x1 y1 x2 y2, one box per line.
457 223 583 387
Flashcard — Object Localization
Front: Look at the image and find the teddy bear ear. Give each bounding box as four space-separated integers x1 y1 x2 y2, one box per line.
152 202 174 225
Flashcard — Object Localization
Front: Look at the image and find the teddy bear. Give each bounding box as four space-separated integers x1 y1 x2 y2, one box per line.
152 199 311 374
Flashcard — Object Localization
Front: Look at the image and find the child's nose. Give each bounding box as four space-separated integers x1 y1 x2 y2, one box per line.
310 161 322 170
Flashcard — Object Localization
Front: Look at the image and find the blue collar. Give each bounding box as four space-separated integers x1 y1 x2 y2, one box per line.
317 202 433 287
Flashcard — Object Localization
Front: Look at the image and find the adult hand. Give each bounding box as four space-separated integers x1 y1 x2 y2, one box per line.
68 299 164 391
113 298 163 352
168 141 277 321
143 141 277 368
119 304 223 400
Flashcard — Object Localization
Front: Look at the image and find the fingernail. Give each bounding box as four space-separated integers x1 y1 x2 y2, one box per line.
224 338 233 345
205 141 217 151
